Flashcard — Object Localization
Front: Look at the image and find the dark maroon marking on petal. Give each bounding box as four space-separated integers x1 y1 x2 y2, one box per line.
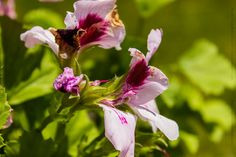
57 29 78 47
79 14 104 30
78 13 108 46
126 59 150 87
79 23 107 46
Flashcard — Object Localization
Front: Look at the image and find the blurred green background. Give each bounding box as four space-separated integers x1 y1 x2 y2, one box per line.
0 0 235 157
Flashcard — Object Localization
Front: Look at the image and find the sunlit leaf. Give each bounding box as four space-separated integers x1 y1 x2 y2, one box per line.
200 99 235 131
0 135 5 148
161 77 185 108
0 86 11 129
179 39 236 95
210 126 224 143
134 0 175 18
181 131 199 154
65 110 99 157
8 53 58 105
0 17 45 89
23 8 64 28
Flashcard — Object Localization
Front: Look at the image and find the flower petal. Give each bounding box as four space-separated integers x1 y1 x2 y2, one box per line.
146 29 162 62
86 25 126 50
129 67 168 105
20 26 59 55
100 105 136 157
147 67 168 87
0 0 17 19
73 0 116 23
128 48 145 67
64 11 77 29
130 100 179 141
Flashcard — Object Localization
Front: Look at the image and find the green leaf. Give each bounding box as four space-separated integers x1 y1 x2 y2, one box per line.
18 131 55 157
210 126 224 143
179 39 236 95
181 131 199 154
65 110 99 157
161 77 185 108
23 8 64 28
0 86 11 129
134 0 175 18
8 53 58 105
0 17 45 89
200 99 235 131
0 135 5 148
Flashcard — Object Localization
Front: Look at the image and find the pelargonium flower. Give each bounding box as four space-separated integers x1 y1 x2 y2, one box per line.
100 29 179 157
20 0 125 61
54 67 83 95
0 0 17 19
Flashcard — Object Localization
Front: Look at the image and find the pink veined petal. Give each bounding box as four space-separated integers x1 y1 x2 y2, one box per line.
129 72 168 105
128 48 145 67
64 11 77 29
100 105 136 157
130 100 179 141
85 25 126 50
20 26 59 55
73 0 116 25
147 66 168 86
146 29 162 62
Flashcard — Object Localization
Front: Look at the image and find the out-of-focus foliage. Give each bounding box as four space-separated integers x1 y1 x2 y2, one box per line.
0 0 235 157
179 39 236 95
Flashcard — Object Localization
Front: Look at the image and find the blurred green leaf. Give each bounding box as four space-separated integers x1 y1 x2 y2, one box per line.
134 0 175 18
179 39 236 95
0 17 45 89
161 77 184 108
18 131 55 157
181 131 199 154
182 85 204 111
0 86 11 129
23 8 64 28
210 126 224 143
200 99 235 131
0 135 5 148
8 53 58 105
65 110 99 157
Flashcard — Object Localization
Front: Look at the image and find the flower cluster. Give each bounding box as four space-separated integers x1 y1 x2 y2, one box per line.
20 0 179 156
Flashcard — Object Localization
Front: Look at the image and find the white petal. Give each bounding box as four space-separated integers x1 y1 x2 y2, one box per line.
146 29 162 62
73 0 116 22
129 83 165 106
64 11 77 29
130 100 179 140
128 48 145 67
147 67 168 87
89 25 126 50
100 105 136 157
20 26 59 55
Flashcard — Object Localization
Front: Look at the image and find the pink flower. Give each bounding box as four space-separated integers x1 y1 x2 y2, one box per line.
0 0 17 19
20 0 125 60
54 67 83 95
100 29 179 157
